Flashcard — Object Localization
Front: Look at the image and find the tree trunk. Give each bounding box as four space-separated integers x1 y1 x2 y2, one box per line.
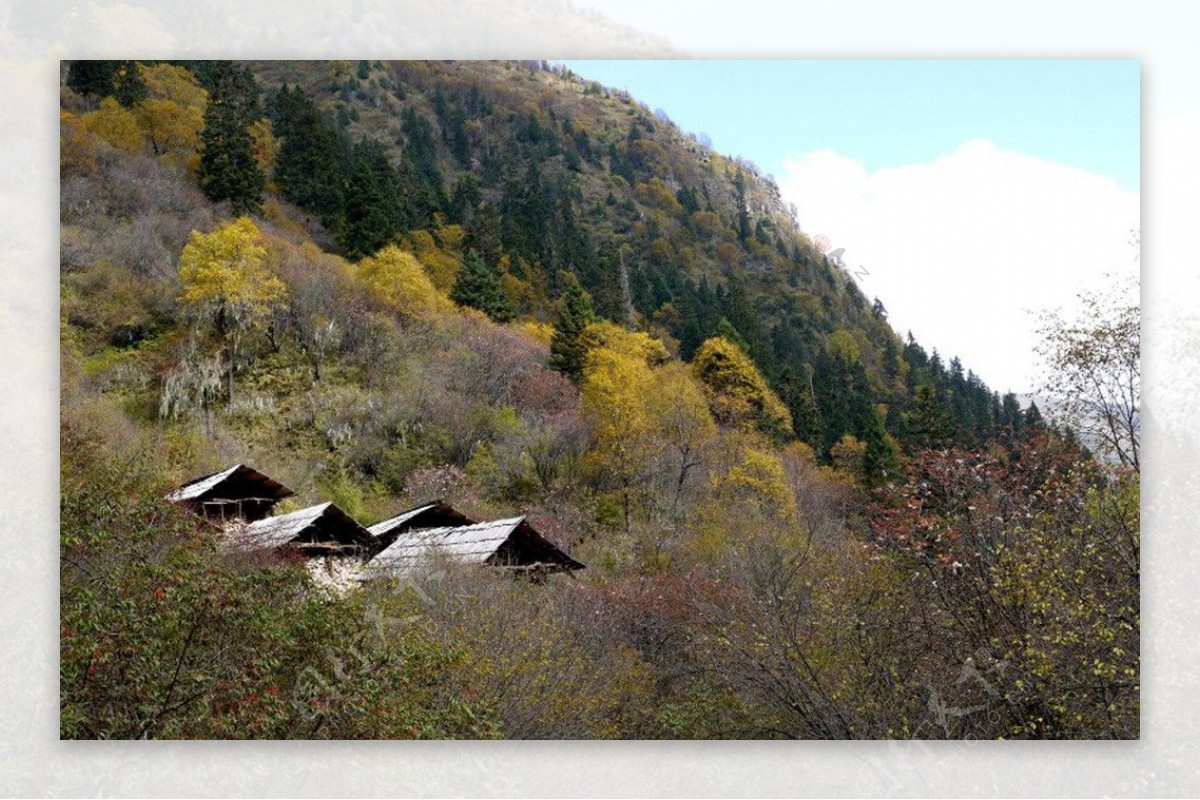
226 351 234 406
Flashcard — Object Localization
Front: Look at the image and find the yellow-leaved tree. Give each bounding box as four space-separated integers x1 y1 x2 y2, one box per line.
60 109 97 178
354 245 454 319
643 362 717 520
721 446 798 525
582 331 717 550
177 217 286 404
407 227 464 292
134 63 208 169
249 119 279 178
692 336 793 441
79 97 145 154
580 320 670 367
582 345 654 537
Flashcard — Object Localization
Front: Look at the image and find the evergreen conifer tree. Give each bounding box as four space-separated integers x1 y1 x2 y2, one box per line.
860 408 901 484
452 249 514 323
399 107 447 222
450 175 483 224
1023 401 1045 431
549 280 596 383
112 61 149 108
1000 392 1024 440
197 62 264 215
733 168 751 244
67 60 121 98
715 316 750 354
463 201 504 269
906 384 954 449
271 85 348 227
341 140 399 259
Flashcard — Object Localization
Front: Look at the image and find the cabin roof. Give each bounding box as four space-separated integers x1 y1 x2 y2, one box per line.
366 516 584 577
367 500 476 542
230 502 372 553
166 464 294 504
368 502 439 538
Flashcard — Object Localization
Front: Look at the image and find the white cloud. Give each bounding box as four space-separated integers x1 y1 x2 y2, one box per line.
777 139 1140 394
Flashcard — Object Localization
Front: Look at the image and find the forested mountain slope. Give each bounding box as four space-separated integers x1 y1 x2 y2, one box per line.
59 60 1137 740
244 59 1028 462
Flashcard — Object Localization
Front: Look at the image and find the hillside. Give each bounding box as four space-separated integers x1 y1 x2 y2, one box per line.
247 59 1037 460
59 59 1138 741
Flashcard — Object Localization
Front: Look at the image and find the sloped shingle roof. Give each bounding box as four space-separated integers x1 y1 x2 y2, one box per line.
166 463 294 504
366 516 584 577
230 502 372 553
368 503 439 538
366 500 477 553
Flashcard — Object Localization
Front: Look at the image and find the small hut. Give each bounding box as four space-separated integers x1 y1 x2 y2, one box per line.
367 500 476 553
166 464 294 523
365 516 585 581
229 501 374 557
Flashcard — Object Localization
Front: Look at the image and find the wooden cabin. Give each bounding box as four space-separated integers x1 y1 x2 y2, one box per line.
166 464 294 523
365 516 585 581
227 501 376 593
166 470 584 587
228 501 373 557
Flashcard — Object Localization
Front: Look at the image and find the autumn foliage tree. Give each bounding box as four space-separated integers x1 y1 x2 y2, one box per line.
581 326 717 554
79 97 145 153
133 63 208 169
582 344 656 536
176 217 286 404
354 244 454 320
692 336 793 442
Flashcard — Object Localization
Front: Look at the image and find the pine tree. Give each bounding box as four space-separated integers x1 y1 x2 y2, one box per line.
399 107 447 223
1023 401 1045 432
1000 392 1023 440
549 280 596 383
113 61 149 108
719 274 772 371
270 85 348 227
733 168 751 244
862 417 901 484
67 60 121 98
452 249 514 323
463 201 504 269
197 62 264 215
341 139 399 260
905 384 954 449
450 175 483 224
813 347 877 456
500 161 551 263
715 316 750 354
776 364 823 446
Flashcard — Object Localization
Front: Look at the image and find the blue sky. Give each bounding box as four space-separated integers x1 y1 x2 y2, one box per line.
559 60 1140 191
